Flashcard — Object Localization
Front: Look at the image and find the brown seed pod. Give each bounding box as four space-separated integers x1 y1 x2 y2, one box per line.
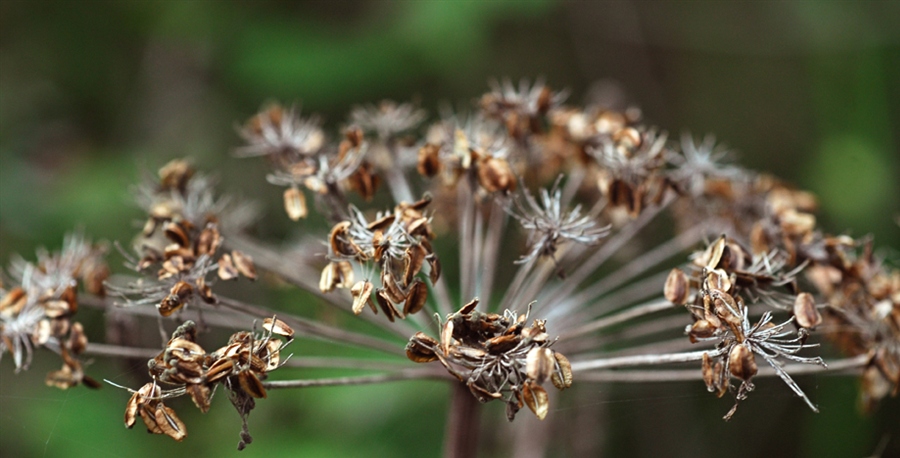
283 186 308 221
664 268 690 304
238 371 267 399
218 253 239 281
728 344 758 382
163 221 191 248
526 347 554 385
154 404 187 442
403 279 428 316
477 157 516 194
417 143 442 177
263 317 295 339
159 281 193 317
551 352 573 390
405 332 439 363
792 292 822 329
350 281 374 315
688 319 717 343
522 381 549 420
375 289 399 322
231 250 257 280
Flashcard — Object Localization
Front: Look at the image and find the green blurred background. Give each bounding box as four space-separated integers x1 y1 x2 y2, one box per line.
1 1 898 457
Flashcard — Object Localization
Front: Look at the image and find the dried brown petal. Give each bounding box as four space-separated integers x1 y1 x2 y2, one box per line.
231 250 257 280
793 292 822 329
728 344 757 382
403 279 428 316
284 186 308 221
664 268 689 304
522 381 549 420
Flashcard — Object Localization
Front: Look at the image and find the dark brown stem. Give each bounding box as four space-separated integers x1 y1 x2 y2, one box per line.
444 382 480 458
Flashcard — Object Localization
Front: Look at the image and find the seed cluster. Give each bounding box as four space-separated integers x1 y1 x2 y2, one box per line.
123 319 293 446
406 299 572 420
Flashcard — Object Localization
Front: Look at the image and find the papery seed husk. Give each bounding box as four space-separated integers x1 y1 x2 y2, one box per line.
526 347 554 385
163 221 190 247
485 334 519 354
688 320 717 343
551 352 573 390
67 322 88 355
459 298 479 316
283 187 308 221
406 332 439 363
367 214 396 232
403 279 428 316
186 383 211 413
404 244 427 286
263 317 294 338
452 345 487 360
728 344 757 381
238 371 267 399
441 320 454 354
218 253 239 281
206 358 234 383
428 255 441 284
336 261 354 288
0 287 27 315
350 281 373 315
522 381 549 420
417 144 442 177
231 250 257 280
793 292 822 329
154 404 187 441
125 392 141 428
140 405 164 435
195 225 221 256
381 269 406 303
664 268 689 304
375 289 398 322
320 262 338 293
477 157 516 193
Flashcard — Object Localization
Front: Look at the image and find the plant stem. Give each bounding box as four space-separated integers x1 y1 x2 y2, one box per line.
444 382 481 458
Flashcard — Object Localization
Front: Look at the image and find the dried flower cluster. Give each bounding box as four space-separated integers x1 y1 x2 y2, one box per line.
407 299 572 420
1 233 107 388
119 318 293 447
3 78 897 454
109 160 257 317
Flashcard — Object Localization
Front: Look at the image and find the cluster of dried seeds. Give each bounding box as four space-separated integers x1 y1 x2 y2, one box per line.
322 195 440 321
406 299 572 420
0 233 107 389
111 160 256 317
121 318 293 446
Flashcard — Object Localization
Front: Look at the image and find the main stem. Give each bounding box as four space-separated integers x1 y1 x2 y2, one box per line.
444 382 480 458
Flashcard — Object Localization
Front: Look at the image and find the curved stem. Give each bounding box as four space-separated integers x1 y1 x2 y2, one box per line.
570 348 726 372
262 367 448 389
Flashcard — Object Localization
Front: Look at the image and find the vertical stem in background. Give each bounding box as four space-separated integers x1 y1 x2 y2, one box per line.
444 382 481 458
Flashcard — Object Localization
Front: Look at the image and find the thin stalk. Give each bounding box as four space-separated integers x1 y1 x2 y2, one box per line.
459 183 475 302
262 367 448 389
575 354 869 382
480 200 506 307
85 343 159 359
554 271 671 328
444 381 481 458
560 299 674 341
497 256 537 312
570 348 725 372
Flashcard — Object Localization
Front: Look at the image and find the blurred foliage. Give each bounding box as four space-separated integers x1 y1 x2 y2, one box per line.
1 1 898 457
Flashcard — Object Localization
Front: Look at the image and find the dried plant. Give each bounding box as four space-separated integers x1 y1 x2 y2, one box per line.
2 79 897 455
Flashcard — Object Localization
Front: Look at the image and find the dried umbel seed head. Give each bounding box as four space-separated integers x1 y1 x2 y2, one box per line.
665 268 690 304
793 292 822 329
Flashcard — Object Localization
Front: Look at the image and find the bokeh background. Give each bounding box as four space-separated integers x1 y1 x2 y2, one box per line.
1 1 898 457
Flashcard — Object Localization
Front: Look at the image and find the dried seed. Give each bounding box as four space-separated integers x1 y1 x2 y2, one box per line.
186 383 211 413
441 320 454 355
238 371 267 399
375 289 399 322
551 352 573 390
218 253 239 281
319 262 339 293
206 358 235 383
350 281 374 315
793 292 822 329
231 250 257 280
367 214 396 232
459 298 479 316
403 279 428 316
263 317 294 338
664 268 689 304
728 344 757 382
159 281 193 317
195 225 221 256
687 319 717 343
163 221 191 247
417 143 442 177
405 332 439 363
0 287 27 315
526 347 554 385
154 404 187 441
381 269 407 304
404 244 427 286
283 186 308 221
477 157 516 194
427 255 441 284
140 405 164 435
485 334 520 354
67 322 88 355
522 381 549 420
